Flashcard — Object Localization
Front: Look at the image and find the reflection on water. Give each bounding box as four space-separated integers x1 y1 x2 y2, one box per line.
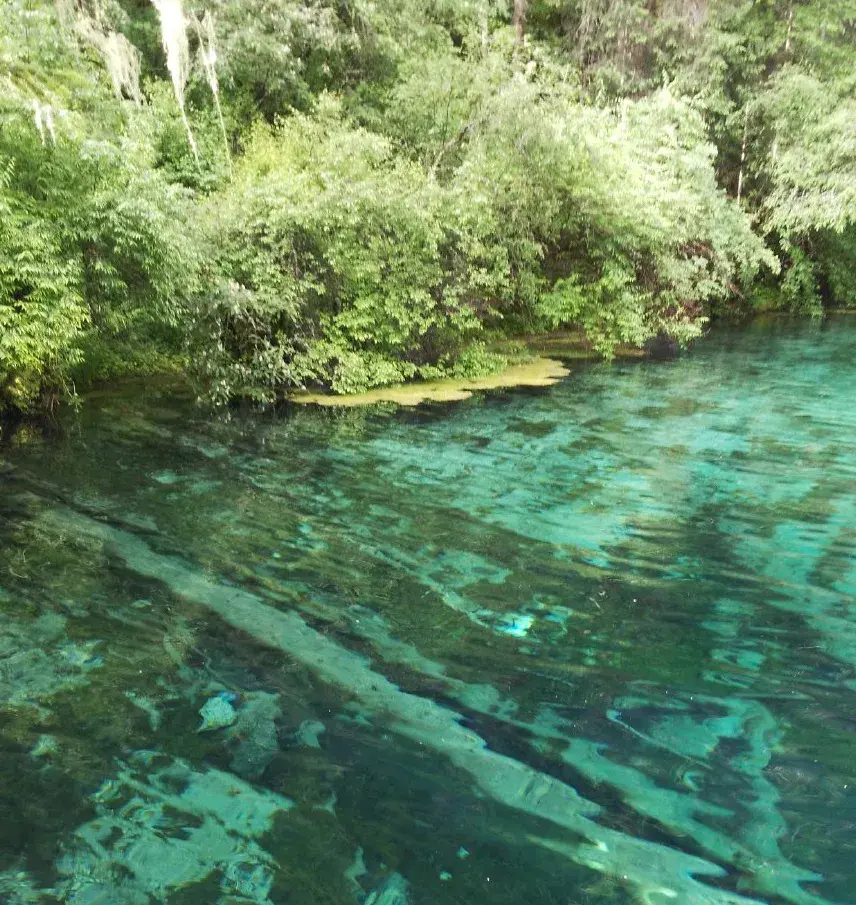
1 318 854 905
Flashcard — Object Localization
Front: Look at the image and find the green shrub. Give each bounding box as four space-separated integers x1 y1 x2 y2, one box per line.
194 106 493 400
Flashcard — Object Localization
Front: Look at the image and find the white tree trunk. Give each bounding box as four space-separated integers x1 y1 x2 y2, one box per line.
736 111 748 202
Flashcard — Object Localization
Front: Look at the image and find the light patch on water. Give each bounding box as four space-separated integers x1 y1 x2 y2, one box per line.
57 752 292 904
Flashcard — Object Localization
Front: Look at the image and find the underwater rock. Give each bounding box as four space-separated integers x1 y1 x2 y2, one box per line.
344 847 367 897
361 543 512 633
227 692 281 779
152 470 182 485
365 873 410 905
30 734 58 759
0 612 104 710
496 613 534 638
294 719 325 749
56 752 292 904
31 612 67 642
60 871 150 905
106 512 159 534
58 643 103 669
0 865 47 904
198 695 237 731
126 692 162 730
313 790 337 814
222 859 275 902
562 695 828 905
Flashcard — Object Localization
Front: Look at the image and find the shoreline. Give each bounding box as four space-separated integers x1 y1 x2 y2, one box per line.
5 313 856 423
288 331 654 408
289 357 572 407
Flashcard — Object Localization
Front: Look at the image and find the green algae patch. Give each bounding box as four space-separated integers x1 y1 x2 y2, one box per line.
289 357 570 407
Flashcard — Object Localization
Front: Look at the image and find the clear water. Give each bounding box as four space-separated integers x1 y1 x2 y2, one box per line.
1 318 854 905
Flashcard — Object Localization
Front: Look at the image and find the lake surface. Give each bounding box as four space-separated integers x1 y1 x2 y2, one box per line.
1 318 854 905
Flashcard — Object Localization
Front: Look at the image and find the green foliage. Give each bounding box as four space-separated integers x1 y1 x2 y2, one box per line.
820 228 856 307
146 82 232 190
528 0 856 315
199 0 358 121
760 68 856 236
538 266 650 355
2 0 854 412
0 162 88 409
0 0 198 412
194 106 493 400
450 72 772 352
1 0 95 115
195 0 506 125
780 245 822 316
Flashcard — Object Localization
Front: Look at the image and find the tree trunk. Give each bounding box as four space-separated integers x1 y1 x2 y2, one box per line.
736 110 748 202
513 0 527 46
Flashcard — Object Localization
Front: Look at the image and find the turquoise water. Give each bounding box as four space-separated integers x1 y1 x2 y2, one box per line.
1 318 855 905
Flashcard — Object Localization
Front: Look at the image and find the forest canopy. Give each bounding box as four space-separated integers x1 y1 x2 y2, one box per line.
1 0 854 412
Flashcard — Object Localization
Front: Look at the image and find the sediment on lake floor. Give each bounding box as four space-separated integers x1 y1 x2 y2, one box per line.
22 497 778 905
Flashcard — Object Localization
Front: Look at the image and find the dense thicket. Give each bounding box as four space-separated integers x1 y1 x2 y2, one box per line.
1 0 854 411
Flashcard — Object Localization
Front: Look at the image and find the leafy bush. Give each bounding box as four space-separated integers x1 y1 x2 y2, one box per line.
0 163 87 409
194 106 496 400
449 72 775 352
0 0 199 412
193 63 776 400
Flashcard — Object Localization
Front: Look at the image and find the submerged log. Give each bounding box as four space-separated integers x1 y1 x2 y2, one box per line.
30 500 770 905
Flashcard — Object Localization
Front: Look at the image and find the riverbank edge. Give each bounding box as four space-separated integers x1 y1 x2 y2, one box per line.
287 331 651 408
289 356 571 407
4 313 854 425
